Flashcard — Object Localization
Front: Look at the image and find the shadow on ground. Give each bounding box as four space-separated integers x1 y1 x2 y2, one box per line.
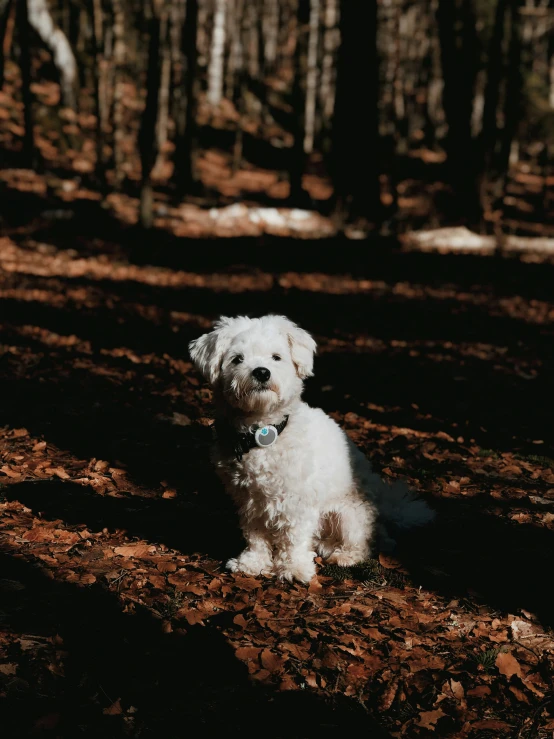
0 552 390 739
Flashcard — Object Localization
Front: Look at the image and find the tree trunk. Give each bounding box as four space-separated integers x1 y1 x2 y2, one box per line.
479 0 508 218
303 0 320 154
497 0 523 181
331 0 381 227
0 0 11 89
17 0 35 167
289 0 310 205
320 0 337 122
27 0 78 108
139 3 162 229
436 0 481 226
111 0 126 187
207 0 226 106
174 0 199 195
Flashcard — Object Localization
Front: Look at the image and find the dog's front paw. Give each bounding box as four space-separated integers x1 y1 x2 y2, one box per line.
226 549 273 577
274 552 316 584
326 546 369 567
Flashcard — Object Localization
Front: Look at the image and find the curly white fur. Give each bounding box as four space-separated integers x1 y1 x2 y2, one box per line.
189 315 434 584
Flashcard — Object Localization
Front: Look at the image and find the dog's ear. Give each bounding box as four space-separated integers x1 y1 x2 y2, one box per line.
274 316 317 379
188 316 250 384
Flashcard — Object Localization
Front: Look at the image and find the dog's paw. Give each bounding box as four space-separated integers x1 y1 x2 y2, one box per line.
226 550 273 577
274 553 316 584
326 548 368 567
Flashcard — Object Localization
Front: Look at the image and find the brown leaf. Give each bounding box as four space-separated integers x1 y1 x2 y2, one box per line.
416 709 445 729
235 646 262 663
233 613 248 628
509 686 529 703
378 680 399 711
466 685 491 697
148 575 166 589
114 544 154 558
175 608 205 625
234 576 261 591
308 576 323 593
304 673 318 688
378 553 402 569
470 720 512 732
252 669 271 681
279 675 297 691
450 679 465 700
103 699 122 716
495 650 522 679
157 561 177 573
260 649 286 673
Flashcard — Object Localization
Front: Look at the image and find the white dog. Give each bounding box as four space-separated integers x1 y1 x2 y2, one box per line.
189 315 434 584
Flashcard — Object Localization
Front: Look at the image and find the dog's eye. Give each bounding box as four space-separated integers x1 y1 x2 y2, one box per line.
232 355 243 365
272 354 281 361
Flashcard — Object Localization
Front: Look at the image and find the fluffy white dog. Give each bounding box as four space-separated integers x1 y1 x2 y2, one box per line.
189 315 434 584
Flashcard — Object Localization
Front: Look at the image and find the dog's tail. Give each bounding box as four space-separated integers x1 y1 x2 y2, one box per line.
349 439 435 531
376 479 435 530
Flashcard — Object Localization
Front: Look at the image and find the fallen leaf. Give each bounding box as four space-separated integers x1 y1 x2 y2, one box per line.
450 679 465 700
496 651 522 679
509 686 529 703
378 553 402 569
466 685 491 697
308 576 323 593
103 699 122 715
114 544 154 558
261 649 286 672
235 646 261 662
416 709 445 729
470 719 512 732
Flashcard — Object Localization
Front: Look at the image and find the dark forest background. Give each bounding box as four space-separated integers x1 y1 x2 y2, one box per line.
0 0 553 235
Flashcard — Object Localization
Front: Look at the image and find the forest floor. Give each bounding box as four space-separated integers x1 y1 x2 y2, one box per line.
1 181 554 738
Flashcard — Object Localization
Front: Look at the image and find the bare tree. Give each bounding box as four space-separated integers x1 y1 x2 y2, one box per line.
304 0 320 154
479 0 509 215
27 0 78 108
436 0 481 226
207 0 226 106
0 0 11 89
17 0 35 166
174 0 199 195
139 1 163 229
331 0 381 227
111 0 127 186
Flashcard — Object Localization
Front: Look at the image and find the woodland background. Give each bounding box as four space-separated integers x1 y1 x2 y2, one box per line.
1 2 554 738
0 0 552 235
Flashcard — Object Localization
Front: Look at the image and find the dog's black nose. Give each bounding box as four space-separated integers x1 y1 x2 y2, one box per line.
252 367 271 383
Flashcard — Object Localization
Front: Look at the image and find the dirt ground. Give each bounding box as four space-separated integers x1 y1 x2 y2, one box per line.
1 185 554 738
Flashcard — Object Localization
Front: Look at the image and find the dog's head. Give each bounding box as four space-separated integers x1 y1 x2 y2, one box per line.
189 315 316 414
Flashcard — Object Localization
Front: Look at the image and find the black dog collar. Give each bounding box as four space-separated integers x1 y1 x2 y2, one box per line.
215 416 289 461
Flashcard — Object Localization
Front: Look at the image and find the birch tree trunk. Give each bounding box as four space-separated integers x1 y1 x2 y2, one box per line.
27 0 78 108
207 0 226 106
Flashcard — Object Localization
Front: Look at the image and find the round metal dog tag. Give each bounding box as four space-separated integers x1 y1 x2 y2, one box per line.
254 425 278 448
